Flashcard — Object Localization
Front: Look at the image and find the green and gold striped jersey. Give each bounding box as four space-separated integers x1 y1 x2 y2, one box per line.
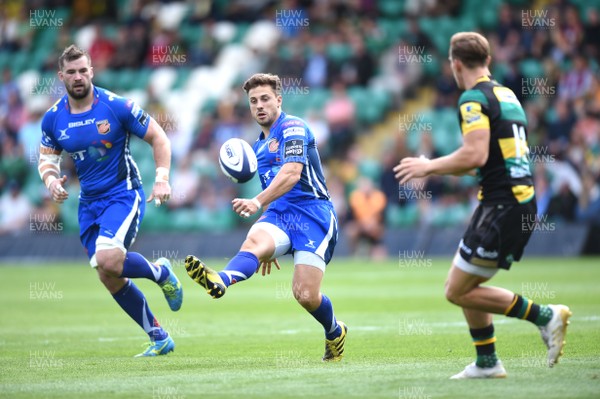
457 76 535 204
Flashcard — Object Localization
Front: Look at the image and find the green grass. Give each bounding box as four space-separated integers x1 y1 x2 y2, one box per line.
1 257 599 398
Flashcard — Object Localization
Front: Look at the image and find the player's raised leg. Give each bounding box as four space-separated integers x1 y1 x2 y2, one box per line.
293 255 346 362
185 226 276 298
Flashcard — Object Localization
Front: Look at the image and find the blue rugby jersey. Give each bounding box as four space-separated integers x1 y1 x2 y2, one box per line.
40 86 150 200
253 112 330 203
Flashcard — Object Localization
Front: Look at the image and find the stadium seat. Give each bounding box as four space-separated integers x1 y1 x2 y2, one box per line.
519 59 545 79
149 67 178 95
385 203 419 227
378 0 405 17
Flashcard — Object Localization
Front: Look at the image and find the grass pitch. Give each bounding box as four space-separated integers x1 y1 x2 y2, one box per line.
1 257 599 398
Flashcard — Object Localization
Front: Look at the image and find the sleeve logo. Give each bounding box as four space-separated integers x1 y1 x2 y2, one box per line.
283 126 306 138
284 139 304 158
461 102 483 124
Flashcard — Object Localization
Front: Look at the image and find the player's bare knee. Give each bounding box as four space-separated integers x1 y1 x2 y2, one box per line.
293 285 320 310
240 235 269 259
95 250 125 277
96 269 126 293
444 280 462 305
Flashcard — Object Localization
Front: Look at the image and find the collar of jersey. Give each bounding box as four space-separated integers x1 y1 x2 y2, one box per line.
259 111 287 140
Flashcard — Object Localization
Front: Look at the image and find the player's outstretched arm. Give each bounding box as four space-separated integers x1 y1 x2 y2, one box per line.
143 117 172 207
38 145 68 204
232 161 303 218
394 128 489 184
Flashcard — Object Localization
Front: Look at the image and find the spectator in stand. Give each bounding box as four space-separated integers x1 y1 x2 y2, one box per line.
303 38 330 88
109 24 148 69
583 8 600 60
495 4 519 45
434 62 459 109
344 36 375 87
324 81 356 158
0 68 19 106
0 180 32 235
3 90 25 140
305 110 330 157
502 62 525 104
576 170 600 225
18 97 47 165
551 5 584 61
346 177 387 259
168 155 200 210
558 54 593 101
88 24 115 71
547 99 577 148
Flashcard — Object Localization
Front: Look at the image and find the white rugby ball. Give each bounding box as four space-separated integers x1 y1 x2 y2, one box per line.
219 138 257 183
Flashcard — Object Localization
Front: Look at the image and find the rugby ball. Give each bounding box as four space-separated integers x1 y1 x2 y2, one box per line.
219 138 257 183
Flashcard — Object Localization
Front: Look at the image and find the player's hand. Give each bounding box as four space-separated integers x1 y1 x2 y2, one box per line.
147 181 171 207
257 258 281 276
232 198 259 218
48 175 69 204
393 156 431 184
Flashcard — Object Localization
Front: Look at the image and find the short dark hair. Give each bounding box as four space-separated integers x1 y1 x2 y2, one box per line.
58 44 90 70
242 73 282 96
450 32 490 69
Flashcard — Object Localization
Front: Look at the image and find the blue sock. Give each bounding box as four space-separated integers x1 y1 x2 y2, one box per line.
112 280 168 341
310 295 341 339
218 251 259 287
121 252 169 284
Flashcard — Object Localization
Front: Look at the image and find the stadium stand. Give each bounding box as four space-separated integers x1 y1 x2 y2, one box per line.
0 0 599 254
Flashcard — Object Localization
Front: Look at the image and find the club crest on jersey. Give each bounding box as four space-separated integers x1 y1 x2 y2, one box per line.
96 120 111 134
268 138 279 153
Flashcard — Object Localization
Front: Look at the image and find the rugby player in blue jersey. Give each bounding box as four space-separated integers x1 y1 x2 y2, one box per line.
38 45 183 357
185 73 347 361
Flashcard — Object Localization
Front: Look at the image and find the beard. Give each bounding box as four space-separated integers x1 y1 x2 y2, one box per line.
255 112 275 127
66 81 91 100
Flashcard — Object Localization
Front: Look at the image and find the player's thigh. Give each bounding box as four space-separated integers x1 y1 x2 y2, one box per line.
445 262 491 300
455 204 512 276
245 221 291 262
94 189 145 266
287 202 338 266
79 198 101 266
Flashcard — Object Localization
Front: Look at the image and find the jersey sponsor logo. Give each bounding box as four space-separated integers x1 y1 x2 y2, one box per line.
57 128 70 141
68 118 96 128
268 138 279 153
284 139 304 158
459 239 472 255
283 126 305 138
476 247 498 259
131 103 141 118
96 120 111 134
138 111 149 127
493 87 521 106
463 104 482 124
281 119 303 128
70 150 87 161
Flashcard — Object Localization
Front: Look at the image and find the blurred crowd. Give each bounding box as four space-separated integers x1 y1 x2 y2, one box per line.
0 0 599 257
